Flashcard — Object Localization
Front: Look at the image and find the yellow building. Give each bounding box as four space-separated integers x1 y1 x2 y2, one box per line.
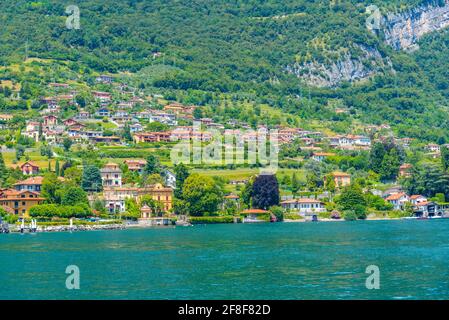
0 189 45 217
327 172 351 188
101 184 173 214
139 184 173 212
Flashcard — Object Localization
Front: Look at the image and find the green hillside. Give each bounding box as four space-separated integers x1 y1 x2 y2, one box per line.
1 0 449 141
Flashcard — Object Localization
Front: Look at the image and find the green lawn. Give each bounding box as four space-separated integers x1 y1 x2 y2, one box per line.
2 149 59 169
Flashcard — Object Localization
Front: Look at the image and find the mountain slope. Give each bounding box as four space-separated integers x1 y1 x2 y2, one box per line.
1 0 449 141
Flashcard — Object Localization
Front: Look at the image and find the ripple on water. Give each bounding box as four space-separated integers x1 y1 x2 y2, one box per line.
2 220 449 299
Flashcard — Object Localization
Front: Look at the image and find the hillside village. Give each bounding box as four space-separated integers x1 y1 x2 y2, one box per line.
1 68 449 228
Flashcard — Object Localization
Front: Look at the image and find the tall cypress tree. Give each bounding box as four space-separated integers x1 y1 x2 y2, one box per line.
0 151 8 185
55 159 60 177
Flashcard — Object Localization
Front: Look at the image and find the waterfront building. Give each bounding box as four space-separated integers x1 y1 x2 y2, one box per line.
0 189 45 217
222 194 240 210
385 192 409 210
101 184 173 214
241 209 269 223
410 195 428 206
280 198 326 215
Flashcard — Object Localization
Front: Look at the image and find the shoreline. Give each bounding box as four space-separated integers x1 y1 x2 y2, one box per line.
1 216 445 234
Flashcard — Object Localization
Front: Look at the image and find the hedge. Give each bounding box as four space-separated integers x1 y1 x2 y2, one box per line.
189 216 235 224
29 204 92 218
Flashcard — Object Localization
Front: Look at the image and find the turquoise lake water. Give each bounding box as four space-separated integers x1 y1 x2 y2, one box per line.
1 220 449 300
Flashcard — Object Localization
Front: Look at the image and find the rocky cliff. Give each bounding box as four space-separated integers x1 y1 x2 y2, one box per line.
286 45 392 88
383 0 449 51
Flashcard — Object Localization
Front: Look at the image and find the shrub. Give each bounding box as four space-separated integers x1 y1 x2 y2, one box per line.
270 206 284 222
343 210 357 221
29 204 92 218
284 213 304 220
189 216 234 224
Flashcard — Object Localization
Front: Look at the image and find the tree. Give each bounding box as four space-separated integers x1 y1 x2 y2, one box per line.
174 163 189 199
193 108 203 119
81 165 103 192
324 173 336 194
63 137 73 152
141 173 164 186
15 145 25 160
55 159 60 177
402 162 449 199
93 199 106 215
60 160 73 177
182 174 223 216
335 184 367 219
40 145 52 158
146 122 170 132
379 148 401 182
140 195 164 217
240 178 254 209
61 186 88 206
64 166 82 185
144 155 160 175
41 173 63 204
369 142 385 172
291 172 300 195
122 124 132 142
251 174 280 210
124 198 140 218
75 94 86 108
0 151 8 185
270 205 284 222
442 146 449 171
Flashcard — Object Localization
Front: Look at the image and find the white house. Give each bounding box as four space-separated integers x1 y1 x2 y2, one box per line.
385 193 409 210
410 195 428 206
281 198 326 215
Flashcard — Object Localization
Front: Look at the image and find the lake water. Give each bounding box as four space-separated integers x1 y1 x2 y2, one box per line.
1 220 449 300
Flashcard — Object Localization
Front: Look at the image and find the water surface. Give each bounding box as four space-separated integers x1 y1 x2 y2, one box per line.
1 220 449 299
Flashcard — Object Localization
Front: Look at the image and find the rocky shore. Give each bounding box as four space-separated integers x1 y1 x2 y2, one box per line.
8 223 126 233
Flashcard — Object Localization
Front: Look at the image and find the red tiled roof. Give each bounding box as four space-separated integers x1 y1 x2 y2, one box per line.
386 193 407 201
20 161 39 168
241 209 269 214
13 176 44 186
224 195 239 199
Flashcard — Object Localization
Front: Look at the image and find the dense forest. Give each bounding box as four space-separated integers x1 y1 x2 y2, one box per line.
1 0 449 141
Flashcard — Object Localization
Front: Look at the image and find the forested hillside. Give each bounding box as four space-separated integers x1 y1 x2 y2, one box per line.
1 0 449 141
